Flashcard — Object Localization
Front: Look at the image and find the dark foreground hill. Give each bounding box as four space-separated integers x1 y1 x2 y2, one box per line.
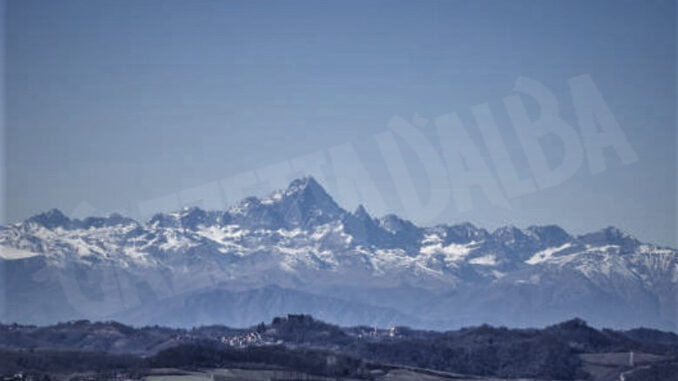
1 315 678 380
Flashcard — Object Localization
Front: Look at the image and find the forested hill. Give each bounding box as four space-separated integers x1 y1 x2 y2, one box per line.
2 315 678 380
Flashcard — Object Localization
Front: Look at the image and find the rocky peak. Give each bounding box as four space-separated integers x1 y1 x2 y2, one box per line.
578 226 640 250
27 209 72 229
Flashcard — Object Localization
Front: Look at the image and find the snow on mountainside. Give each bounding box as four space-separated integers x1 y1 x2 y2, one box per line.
1 177 677 330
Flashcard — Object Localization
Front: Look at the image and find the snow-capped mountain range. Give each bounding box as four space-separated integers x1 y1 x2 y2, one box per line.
1 177 677 330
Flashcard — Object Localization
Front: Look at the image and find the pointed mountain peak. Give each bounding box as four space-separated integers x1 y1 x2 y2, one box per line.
106 212 137 225
228 177 343 229
278 177 339 210
284 176 329 198
178 206 212 228
277 177 343 227
447 222 484 235
257 177 333 206
353 204 371 220
379 214 418 234
600 226 628 236
229 196 262 213
42 208 67 219
492 225 525 237
27 208 72 229
453 222 478 230
147 212 178 228
45 208 67 218
288 175 320 189
147 206 217 229
491 225 534 249
80 213 138 229
579 226 640 248
526 225 572 246
179 205 206 216
527 224 569 236
442 222 488 243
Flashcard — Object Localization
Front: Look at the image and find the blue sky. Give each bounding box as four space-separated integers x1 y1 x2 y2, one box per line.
5 0 677 246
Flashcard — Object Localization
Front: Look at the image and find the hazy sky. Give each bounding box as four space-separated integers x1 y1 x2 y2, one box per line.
5 0 677 246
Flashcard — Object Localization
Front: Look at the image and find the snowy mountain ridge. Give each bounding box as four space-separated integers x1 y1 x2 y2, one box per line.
1 177 677 330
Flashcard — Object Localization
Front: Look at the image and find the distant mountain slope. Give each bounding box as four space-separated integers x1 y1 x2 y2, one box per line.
113 285 422 328
1 177 677 330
